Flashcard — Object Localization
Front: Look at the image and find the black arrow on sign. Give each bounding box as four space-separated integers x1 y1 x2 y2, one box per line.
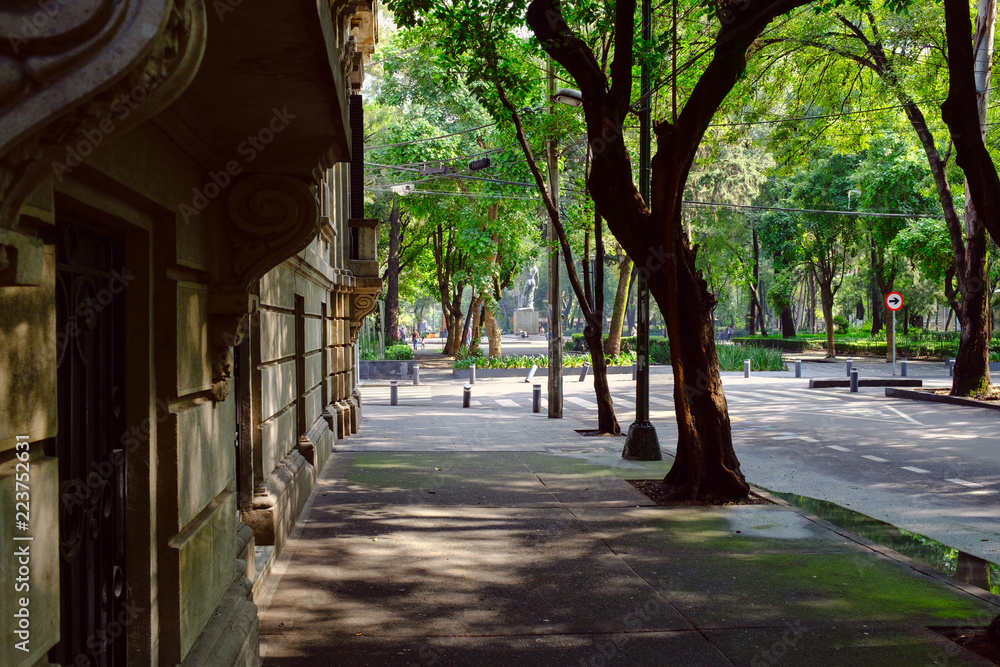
888 295 900 307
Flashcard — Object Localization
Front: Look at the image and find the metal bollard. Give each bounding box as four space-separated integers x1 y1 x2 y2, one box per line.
744 359 751 378
846 359 853 378
463 383 472 408
525 363 538 383
850 368 859 393
412 363 420 386
632 361 637 381
579 361 590 382
470 363 476 385
947 359 954 377
900 359 908 377
794 359 802 378
532 384 541 413
390 380 398 406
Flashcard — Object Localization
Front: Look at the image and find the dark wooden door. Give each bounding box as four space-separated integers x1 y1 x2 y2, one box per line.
47 219 128 666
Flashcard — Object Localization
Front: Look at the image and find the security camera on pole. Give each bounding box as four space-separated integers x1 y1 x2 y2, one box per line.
885 291 904 375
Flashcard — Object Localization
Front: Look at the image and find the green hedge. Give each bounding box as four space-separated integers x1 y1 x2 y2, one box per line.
385 344 414 360
454 351 637 370
731 337 823 352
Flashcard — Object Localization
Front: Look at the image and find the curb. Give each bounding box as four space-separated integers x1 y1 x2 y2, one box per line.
885 387 1000 411
751 486 1000 611
809 377 923 388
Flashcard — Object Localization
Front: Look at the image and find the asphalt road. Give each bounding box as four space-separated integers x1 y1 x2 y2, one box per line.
601 368 1000 565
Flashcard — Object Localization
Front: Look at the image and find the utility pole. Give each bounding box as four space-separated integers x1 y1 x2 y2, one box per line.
546 58 563 418
623 0 661 460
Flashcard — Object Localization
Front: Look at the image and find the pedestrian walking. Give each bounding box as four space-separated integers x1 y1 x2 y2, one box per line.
411 328 418 351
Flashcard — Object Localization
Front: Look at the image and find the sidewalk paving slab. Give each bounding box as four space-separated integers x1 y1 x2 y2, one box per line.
260 446 1000 666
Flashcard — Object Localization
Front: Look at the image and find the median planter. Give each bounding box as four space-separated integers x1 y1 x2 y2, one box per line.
360 360 416 380
453 365 635 379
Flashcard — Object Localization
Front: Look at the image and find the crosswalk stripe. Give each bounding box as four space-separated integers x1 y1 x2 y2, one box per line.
649 396 673 407
901 466 930 474
946 478 984 488
827 445 852 452
613 397 636 408
496 398 519 408
862 455 889 462
757 389 840 401
566 396 597 409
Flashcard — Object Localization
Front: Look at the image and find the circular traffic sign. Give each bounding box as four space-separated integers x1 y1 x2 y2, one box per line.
885 292 904 311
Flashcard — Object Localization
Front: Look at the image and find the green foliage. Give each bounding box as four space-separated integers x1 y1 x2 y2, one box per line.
717 345 786 372
385 344 415 361
452 351 637 370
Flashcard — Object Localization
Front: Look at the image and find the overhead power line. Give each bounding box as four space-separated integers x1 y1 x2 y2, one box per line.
683 200 943 219
364 122 497 152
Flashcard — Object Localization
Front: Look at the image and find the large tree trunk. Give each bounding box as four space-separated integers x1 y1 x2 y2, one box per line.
469 295 485 355
484 306 502 358
528 0 812 501
605 255 633 355
384 198 402 343
819 276 836 358
953 211 992 394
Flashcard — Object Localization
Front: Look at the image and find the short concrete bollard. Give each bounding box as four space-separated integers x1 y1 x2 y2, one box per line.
744 359 751 378
846 359 853 378
390 380 398 406
532 384 541 413
579 361 590 382
525 363 538 383
412 363 420 386
794 359 802 378
900 359 908 377
463 383 472 408
470 363 476 385
850 368 859 393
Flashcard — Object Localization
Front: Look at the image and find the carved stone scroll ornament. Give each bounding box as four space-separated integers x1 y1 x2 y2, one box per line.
205 174 320 378
224 174 320 293
0 0 207 282
349 291 378 342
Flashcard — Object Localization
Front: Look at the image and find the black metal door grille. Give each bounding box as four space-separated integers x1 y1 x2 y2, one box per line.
47 219 128 666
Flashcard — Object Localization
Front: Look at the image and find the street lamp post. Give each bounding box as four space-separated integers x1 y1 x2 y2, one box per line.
547 59 563 418
622 0 661 460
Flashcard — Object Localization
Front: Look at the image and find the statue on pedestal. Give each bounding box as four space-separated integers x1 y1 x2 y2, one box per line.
520 266 538 309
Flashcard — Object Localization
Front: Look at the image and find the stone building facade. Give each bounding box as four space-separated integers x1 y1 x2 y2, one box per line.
0 1 380 665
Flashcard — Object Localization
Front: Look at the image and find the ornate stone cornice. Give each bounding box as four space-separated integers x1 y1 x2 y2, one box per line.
0 0 207 283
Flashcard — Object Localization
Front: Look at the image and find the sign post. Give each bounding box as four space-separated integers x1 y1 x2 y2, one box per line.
886 292 904 375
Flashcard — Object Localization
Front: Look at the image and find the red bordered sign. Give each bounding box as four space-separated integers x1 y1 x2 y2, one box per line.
885 292 904 311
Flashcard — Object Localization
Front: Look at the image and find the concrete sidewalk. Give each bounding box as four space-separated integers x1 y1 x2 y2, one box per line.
258 405 1000 665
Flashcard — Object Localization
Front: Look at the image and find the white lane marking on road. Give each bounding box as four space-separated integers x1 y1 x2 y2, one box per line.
772 434 819 442
827 445 852 452
900 466 930 474
722 391 755 403
649 396 673 407
496 398 519 408
885 404 923 426
613 397 636 408
946 478 984 488
566 396 597 409
757 389 840 401
861 455 890 462
470 400 482 406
